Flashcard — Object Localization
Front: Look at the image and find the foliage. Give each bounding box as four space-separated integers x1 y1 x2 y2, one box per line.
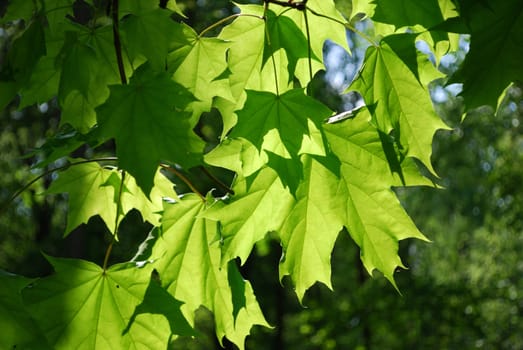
0 0 521 348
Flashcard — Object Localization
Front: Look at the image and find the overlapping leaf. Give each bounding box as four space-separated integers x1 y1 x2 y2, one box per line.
145 195 269 349
47 161 177 235
325 109 431 286
263 9 314 84
22 257 179 349
96 65 204 194
350 36 448 174
121 8 175 70
230 88 331 186
284 0 351 82
168 23 234 117
218 4 266 101
204 167 294 265
278 154 345 300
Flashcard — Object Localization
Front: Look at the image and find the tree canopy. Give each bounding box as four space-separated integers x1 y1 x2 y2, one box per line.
0 0 522 348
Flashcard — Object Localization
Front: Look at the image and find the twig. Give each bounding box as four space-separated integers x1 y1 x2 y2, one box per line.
160 163 205 200
200 166 235 195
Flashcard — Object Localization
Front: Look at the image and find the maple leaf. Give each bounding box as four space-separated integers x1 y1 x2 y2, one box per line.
145 195 269 349
350 37 448 174
263 9 314 84
284 0 351 82
447 0 523 110
278 154 345 300
204 167 294 265
218 4 266 101
54 24 131 131
168 23 234 117
121 8 175 70
372 0 448 29
229 88 331 186
47 161 176 235
325 109 431 287
46 161 123 235
96 65 205 194
0 271 51 350
22 257 182 349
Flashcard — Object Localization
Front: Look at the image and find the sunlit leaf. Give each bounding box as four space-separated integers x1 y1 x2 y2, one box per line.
146 195 269 349
22 257 176 349
350 37 448 174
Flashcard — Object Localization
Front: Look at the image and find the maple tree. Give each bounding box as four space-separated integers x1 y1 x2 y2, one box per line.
0 0 522 348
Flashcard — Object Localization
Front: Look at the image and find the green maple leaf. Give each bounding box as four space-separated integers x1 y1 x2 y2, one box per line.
168 23 234 117
264 9 314 83
218 4 266 101
350 37 448 174
22 257 180 349
147 195 269 349
47 161 176 235
278 154 345 300
47 161 123 235
0 271 51 350
230 89 331 183
204 138 268 177
96 65 204 194
204 167 294 265
285 0 351 81
372 0 448 29
325 109 431 287
448 0 523 110
18 54 60 107
53 24 131 130
121 8 175 70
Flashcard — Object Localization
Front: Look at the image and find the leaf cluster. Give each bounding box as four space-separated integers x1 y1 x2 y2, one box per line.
0 0 521 348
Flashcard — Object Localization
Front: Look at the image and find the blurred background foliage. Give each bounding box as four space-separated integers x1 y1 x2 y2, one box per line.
1 0 522 349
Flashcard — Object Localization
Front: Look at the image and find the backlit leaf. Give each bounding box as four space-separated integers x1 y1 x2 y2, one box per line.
147 195 269 349
22 257 174 349
325 109 431 286
350 38 448 174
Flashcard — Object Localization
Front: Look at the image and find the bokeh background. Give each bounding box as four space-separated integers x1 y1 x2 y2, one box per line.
1 0 522 349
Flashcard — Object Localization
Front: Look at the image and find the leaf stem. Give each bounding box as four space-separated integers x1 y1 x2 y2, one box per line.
199 13 264 38
102 169 126 271
160 163 205 201
199 166 235 195
303 7 313 83
102 241 114 272
306 7 378 47
0 157 118 217
264 5 280 96
111 0 127 84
